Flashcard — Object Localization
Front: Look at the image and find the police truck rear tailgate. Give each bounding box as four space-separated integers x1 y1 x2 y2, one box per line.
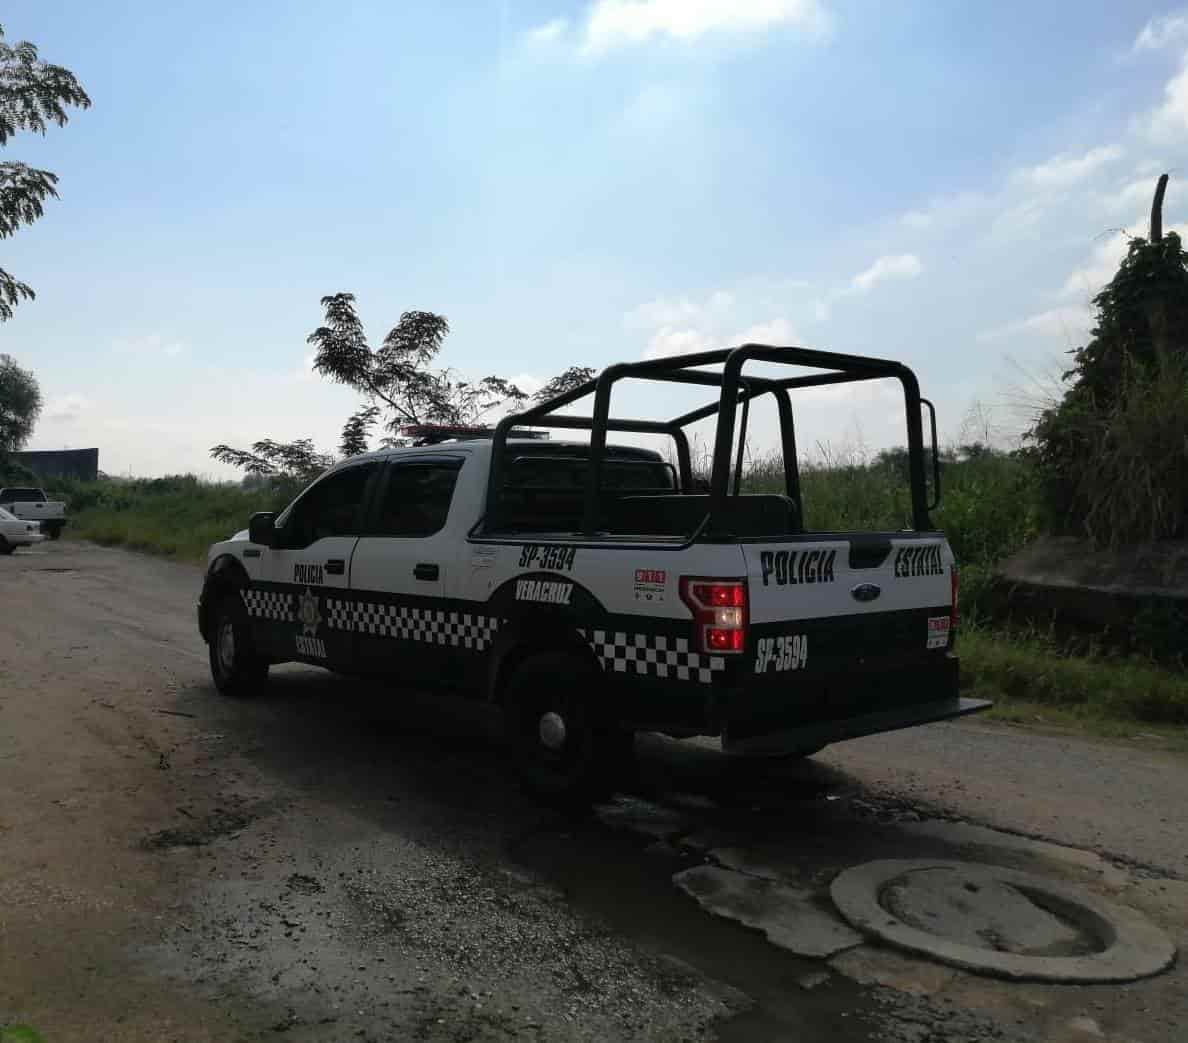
724 535 977 751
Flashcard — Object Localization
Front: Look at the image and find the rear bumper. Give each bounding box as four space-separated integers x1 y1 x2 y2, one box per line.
722 695 991 755
6 532 45 545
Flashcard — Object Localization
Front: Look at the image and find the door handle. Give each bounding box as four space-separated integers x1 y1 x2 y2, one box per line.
325 558 346 576
414 563 439 582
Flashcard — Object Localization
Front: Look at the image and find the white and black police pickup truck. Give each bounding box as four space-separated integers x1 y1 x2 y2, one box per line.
198 345 987 799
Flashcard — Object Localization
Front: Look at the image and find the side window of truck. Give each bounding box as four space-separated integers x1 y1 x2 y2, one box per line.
372 461 462 537
280 464 378 548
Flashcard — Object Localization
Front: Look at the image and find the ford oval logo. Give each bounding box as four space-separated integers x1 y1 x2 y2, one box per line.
851 582 881 603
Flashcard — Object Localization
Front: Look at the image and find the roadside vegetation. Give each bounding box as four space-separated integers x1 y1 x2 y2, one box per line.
54 474 300 561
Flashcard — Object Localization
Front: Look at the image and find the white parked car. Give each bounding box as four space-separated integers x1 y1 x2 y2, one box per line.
0 506 45 554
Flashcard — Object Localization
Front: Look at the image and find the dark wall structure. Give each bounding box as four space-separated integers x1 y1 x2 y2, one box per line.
10 448 99 481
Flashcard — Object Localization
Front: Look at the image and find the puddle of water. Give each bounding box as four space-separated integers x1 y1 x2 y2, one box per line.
511 813 890 1043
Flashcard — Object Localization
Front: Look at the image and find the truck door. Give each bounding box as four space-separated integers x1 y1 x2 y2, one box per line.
348 456 466 686
253 460 382 666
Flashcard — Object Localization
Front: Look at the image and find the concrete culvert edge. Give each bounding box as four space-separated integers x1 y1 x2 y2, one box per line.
830 858 1177 983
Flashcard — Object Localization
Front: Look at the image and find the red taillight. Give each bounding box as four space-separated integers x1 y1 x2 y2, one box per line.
950 564 960 636
680 577 748 655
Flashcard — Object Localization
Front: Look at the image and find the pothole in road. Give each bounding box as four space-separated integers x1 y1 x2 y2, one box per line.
832 859 1177 983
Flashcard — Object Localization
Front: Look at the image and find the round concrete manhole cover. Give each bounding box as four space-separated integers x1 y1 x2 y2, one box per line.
831 859 1176 983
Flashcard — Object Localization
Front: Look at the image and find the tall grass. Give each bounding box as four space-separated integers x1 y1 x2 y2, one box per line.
741 446 1041 572
49 474 301 562
960 627 1188 726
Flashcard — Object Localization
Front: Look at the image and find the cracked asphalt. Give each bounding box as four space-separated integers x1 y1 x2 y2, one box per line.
1 542 1186 1042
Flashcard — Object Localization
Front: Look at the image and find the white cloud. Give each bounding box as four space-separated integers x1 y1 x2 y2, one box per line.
1060 228 1136 298
1096 174 1166 214
893 192 991 236
814 253 923 320
44 393 90 422
642 326 717 360
625 289 735 329
850 253 923 292
730 317 798 345
1148 61 1188 135
977 306 1093 344
1132 10 1188 53
112 333 186 357
525 18 569 46
579 0 832 54
641 316 797 360
1014 145 1124 188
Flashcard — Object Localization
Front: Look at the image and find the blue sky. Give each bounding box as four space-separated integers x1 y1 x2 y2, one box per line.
5 1 1188 476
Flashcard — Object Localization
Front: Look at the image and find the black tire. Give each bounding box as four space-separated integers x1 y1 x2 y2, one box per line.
48 525 62 541
208 592 269 696
503 651 633 804
0 537 13 555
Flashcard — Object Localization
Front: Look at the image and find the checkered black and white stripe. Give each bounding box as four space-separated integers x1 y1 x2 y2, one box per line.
241 588 293 622
325 597 355 631
334 600 499 652
581 629 725 684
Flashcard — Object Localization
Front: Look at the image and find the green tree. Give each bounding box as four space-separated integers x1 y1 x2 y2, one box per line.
1029 178 1188 544
534 366 596 403
0 24 91 321
212 294 596 478
0 353 41 451
308 293 532 442
339 404 379 456
308 293 594 449
209 438 333 484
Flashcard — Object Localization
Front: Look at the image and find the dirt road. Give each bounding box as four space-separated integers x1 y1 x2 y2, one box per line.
1 542 1186 1042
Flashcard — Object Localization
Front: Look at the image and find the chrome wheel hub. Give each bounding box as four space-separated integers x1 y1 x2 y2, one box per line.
538 711 567 751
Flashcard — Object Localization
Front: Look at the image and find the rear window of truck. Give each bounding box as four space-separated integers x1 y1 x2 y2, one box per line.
494 455 676 534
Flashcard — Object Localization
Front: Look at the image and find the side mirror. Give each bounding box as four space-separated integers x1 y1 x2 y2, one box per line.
248 511 277 547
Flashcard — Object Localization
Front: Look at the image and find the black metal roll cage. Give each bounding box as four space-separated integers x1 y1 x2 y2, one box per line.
484 344 939 537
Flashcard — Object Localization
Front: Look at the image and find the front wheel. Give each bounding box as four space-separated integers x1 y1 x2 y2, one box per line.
503 651 633 804
208 593 269 696
0 537 13 555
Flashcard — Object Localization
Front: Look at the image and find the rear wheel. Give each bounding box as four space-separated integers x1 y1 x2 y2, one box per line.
48 524 62 541
503 651 633 804
208 592 269 696
0 537 13 555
